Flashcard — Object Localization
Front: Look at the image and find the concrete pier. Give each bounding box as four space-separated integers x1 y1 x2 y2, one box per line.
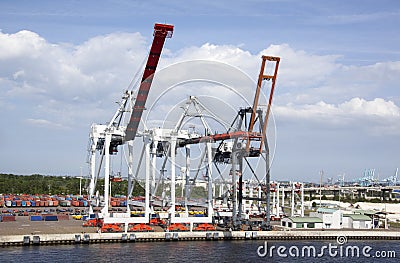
1 230 399 246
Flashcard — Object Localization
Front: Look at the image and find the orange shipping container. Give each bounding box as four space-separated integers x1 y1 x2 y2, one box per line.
2 215 16 222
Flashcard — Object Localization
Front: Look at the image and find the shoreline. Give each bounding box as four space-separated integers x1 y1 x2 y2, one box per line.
2 203 400 246
2 229 400 246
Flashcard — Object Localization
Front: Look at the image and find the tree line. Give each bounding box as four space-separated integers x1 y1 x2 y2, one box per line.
0 173 144 196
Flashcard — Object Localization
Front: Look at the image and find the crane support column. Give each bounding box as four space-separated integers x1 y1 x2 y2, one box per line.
170 135 177 220
127 141 134 213
237 155 243 225
207 141 213 218
185 145 190 209
101 133 112 218
144 139 151 221
151 140 158 201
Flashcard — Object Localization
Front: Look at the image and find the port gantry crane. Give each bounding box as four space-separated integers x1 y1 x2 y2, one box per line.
87 23 174 230
178 56 280 230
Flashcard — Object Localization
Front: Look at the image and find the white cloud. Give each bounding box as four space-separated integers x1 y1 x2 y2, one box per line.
168 43 255 67
275 97 400 135
341 97 400 117
0 30 48 59
0 30 152 129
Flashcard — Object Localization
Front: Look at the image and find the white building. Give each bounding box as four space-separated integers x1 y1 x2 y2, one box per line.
281 217 323 229
343 214 372 229
309 208 343 229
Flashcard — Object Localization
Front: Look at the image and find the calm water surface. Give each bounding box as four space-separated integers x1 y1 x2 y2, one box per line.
1 240 398 262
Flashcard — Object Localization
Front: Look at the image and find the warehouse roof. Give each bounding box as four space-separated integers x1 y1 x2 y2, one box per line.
343 214 372 221
316 208 339 214
285 217 323 223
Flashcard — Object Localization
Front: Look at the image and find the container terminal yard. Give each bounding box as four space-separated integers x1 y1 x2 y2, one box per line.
1 23 400 246
2 181 400 246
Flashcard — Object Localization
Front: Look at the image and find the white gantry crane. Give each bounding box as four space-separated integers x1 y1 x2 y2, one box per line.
86 23 174 231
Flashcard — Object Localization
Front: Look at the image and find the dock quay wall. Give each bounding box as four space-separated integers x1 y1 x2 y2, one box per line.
1 230 399 246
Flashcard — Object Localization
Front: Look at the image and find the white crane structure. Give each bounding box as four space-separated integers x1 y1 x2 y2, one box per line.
86 23 174 231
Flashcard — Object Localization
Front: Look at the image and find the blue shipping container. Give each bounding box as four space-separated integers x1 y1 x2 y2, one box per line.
44 215 58 221
30 215 43 221
31 201 36 206
0 215 2 222
11 201 16 207
22 201 26 207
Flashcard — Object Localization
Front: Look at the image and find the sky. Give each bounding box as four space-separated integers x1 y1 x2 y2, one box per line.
0 0 399 183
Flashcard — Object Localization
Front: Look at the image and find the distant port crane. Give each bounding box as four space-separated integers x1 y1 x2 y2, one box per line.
354 168 398 187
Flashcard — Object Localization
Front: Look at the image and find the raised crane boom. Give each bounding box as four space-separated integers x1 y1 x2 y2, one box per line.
125 23 174 141
246 55 280 153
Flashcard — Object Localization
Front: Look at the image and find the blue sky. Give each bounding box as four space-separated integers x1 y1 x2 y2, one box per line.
2 0 399 63
0 0 399 183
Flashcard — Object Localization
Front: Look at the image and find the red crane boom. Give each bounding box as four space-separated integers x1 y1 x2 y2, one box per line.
125 23 174 141
178 131 262 147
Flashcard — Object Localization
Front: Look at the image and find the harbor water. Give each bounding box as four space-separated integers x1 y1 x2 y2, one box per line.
1 240 398 262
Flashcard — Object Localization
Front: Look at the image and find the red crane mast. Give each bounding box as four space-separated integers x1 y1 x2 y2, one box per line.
125 23 174 141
